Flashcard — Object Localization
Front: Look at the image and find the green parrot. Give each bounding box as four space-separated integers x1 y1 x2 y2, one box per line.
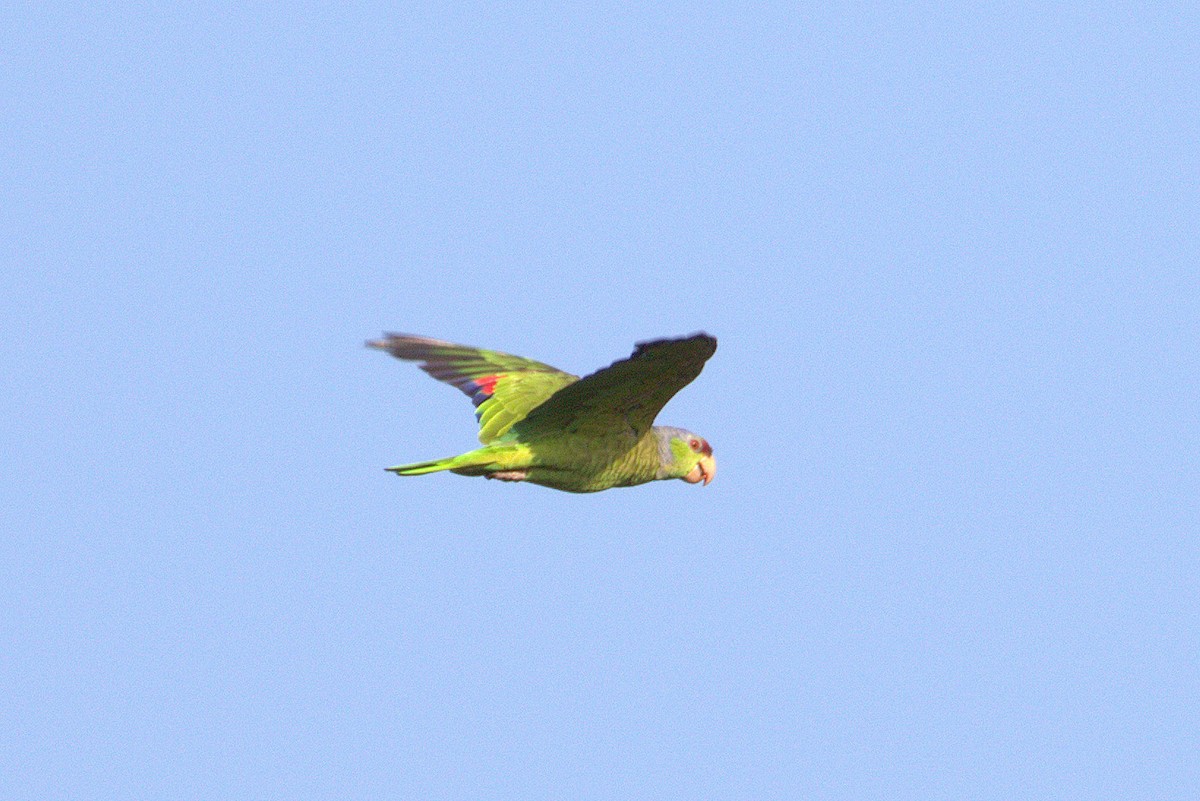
368 332 717 493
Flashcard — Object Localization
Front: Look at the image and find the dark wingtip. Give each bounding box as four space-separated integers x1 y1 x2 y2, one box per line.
693 331 717 353
632 331 717 358
367 332 457 358
366 332 405 350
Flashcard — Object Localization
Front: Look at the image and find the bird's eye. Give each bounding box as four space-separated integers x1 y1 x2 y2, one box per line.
689 438 700 450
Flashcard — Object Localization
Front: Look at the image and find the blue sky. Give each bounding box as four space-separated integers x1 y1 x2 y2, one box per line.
3 3 1197 799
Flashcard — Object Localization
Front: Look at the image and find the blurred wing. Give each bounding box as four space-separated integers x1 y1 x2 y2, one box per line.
515 333 716 440
368 334 579 443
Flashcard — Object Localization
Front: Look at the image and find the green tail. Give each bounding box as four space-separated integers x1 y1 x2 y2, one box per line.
386 447 513 477
386 456 459 476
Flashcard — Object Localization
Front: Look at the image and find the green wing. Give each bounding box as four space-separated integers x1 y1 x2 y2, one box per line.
514 333 717 440
368 334 579 443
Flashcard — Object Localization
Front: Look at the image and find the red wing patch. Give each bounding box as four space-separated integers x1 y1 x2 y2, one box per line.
463 374 502 408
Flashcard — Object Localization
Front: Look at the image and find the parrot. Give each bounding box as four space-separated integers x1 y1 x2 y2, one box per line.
368 332 717 493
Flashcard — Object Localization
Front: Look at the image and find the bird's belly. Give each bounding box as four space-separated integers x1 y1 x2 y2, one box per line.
522 434 656 492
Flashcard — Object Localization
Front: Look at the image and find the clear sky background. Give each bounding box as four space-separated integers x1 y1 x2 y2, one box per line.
3 3 1197 799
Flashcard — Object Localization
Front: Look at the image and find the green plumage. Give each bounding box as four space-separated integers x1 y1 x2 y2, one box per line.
368 333 718 493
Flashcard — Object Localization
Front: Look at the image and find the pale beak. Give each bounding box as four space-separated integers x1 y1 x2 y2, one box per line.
683 455 717 486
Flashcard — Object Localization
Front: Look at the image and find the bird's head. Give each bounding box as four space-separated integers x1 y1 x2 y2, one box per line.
655 427 716 486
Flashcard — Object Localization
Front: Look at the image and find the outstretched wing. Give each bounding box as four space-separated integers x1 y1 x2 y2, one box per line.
368 334 579 443
514 333 716 440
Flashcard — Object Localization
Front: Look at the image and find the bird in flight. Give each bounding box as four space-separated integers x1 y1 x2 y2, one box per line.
368 332 717 493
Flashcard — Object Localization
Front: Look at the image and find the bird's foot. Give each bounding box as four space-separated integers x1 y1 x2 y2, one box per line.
487 470 529 482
